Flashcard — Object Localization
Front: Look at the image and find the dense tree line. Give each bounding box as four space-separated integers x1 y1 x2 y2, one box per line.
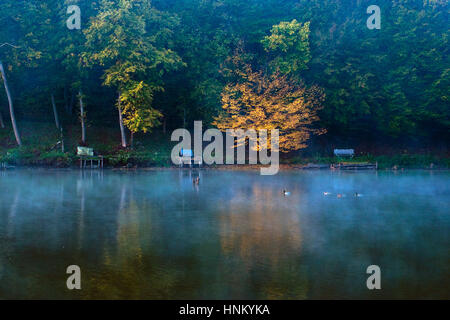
0 0 448 152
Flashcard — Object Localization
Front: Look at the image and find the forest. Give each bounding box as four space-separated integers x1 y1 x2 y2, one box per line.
0 0 448 167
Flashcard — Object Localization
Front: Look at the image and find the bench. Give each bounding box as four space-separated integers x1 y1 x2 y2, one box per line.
179 148 202 168
1 162 15 170
77 146 104 169
334 149 354 158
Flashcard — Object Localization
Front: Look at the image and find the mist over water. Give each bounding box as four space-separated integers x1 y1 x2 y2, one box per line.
0 169 448 299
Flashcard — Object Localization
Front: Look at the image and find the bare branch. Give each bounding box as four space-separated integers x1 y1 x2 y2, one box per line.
0 43 20 49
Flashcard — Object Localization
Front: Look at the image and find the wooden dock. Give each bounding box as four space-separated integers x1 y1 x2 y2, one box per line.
331 162 378 170
0 162 15 170
79 156 104 169
301 163 330 170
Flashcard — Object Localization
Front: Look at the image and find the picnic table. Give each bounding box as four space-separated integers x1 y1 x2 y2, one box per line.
178 148 202 168
77 147 104 169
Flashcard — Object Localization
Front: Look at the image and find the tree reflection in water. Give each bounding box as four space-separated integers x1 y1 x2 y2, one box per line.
0 170 448 299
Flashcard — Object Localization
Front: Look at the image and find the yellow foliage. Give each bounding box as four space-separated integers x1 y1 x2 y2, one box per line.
213 64 325 152
119 81 162 134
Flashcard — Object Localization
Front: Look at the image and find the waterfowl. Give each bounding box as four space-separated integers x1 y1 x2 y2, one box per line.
354 192 363 197
323 192 332 196
282 189 291 196
337 193 346 198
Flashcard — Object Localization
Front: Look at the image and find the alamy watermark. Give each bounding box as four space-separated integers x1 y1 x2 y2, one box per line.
65 4 380 31
171 121 280 175
66 5 81 30
66 265 81 290
366 265 381 290
367 5 381 30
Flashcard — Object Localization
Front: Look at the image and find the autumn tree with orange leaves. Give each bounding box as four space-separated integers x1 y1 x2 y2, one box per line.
215 19 325 153
214 63 325 153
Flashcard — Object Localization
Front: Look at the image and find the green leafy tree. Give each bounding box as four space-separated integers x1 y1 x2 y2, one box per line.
262 20 311 75
120 81 162 146
83 0 183 147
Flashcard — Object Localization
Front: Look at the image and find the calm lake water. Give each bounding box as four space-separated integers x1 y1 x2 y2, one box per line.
0 169 448 299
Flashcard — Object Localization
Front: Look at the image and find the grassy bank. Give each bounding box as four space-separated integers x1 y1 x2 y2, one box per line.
285 154 450 170
0 122 448 169
0 122 173 167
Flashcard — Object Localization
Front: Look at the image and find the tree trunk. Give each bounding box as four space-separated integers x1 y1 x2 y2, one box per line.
79 90 86 144
69 91 74 115
51 93 60 129
0 60 21 146
60 127 65 153
0 111 4 128
163 117 166 134
64 86 69 113
117 93 127 148
129 131 134 149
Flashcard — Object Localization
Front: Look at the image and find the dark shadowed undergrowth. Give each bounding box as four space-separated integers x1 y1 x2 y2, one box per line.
0 121 448 169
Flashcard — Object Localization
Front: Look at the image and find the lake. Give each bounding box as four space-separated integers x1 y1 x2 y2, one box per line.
0 169 448 299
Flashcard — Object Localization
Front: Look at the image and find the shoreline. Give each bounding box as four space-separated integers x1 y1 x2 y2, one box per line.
2 144 448 171
2 163 448 172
